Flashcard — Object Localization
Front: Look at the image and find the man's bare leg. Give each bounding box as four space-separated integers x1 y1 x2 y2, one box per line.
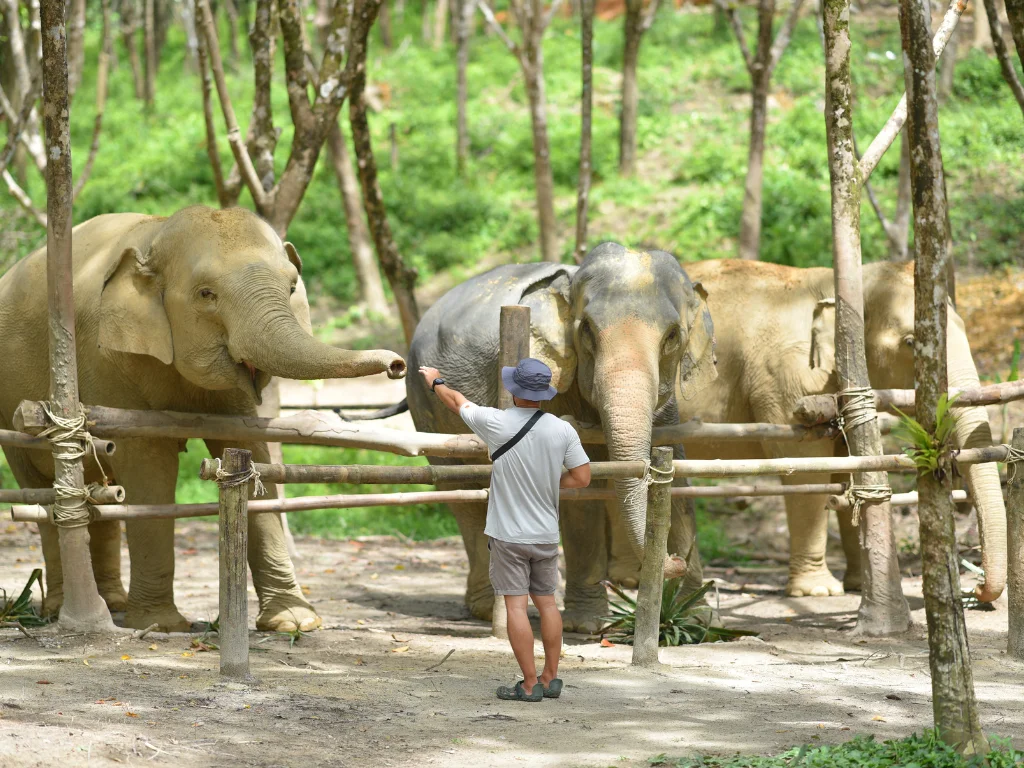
531 592 562 686
504 594 539 688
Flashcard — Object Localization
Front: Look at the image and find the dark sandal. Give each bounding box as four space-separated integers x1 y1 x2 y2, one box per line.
543 678 563 698
496 681 543 702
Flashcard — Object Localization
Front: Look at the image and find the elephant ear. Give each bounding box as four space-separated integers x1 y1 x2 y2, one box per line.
678 281 717 401
98 246 174 365
810 297 837 373
520 270 576 393
284 242 314 335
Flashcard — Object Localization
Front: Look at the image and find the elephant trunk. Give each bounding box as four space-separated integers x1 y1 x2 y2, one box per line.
948 319 1005 603
226 283 406 383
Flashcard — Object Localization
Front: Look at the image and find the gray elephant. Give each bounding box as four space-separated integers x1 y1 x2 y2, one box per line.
406 243 717 632
0 206 406 632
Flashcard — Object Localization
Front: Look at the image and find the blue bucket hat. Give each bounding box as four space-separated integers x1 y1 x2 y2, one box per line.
501 358 558 402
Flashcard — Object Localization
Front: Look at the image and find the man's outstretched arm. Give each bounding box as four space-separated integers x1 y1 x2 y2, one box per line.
419 366 469 415
560 463 591 489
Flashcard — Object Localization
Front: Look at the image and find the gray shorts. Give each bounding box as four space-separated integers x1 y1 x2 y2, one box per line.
488 538 559 596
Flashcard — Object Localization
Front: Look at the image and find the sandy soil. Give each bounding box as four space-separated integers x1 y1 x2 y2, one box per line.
1 521 1022 768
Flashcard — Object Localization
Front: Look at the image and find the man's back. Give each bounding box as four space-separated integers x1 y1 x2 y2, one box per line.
460 404 589 544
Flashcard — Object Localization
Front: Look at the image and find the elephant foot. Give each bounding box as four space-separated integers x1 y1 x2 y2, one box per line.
257 599 322 633
42 590 62 618
563 589 608 635
563 609 606 635
786 568 845 598
843 570 862 593
125 604 192 633
606 564 640 590
465 592 494 623
97 581 128 613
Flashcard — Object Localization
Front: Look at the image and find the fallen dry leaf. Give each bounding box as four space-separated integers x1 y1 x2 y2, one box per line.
301 585 311 595
872 715 886 722
391 634 410 643
391 646 410 653
394 564 405 571
324 568 336 574
125 712 139 718
355 657 366 666
83 660 90 666
370 573 379 580
356 619 366 625
148 644 158 651
180 548 199 555
600 639 615 648
36 681 51 685
120 655 131 661
5 524 17 534
181 651 194 658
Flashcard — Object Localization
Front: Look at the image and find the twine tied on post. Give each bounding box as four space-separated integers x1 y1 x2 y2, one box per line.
834 387 891 527
39 402 107 528
212 457 266 497
1004 445 1024 483
620 459 675 509
844 484 893 527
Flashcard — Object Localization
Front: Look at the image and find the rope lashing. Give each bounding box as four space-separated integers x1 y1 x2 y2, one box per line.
844 484 892 527
620 459 675 509
212 457 266 497
38 402 108 528
833 387 891 527
1005 445 1024 483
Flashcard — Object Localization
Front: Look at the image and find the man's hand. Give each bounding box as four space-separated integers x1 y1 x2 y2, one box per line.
419 366 441 389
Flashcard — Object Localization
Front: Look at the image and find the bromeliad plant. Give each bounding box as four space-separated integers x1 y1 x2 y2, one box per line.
601 579 758 646
892 392 961 478
0 569 50 630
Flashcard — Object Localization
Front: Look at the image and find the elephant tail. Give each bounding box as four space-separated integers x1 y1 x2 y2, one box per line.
334 399 409 421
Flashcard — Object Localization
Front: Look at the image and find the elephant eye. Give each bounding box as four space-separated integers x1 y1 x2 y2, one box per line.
200 288 216 300
663 326 681 350
290 285 297 295
579 319 595 348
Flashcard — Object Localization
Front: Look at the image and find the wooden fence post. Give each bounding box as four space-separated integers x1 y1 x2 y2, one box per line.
492 305 531 640
632 445 673 667
1009 428 1024 660
218 447 251 679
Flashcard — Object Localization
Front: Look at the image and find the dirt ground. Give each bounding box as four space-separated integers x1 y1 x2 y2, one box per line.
2 520 1023 768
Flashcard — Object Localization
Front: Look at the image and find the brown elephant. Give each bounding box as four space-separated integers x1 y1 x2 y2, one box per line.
406 243 717 632
606 259 1006 603
0 206 406 632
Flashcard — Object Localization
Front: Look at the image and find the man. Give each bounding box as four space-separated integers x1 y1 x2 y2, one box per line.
419 358 591 702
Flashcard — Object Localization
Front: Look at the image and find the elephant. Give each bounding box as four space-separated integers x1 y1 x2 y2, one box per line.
0 206 406 632
406 243 717 632
605 259 1006 603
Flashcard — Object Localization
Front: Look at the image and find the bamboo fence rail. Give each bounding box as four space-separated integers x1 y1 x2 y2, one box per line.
0 427 115 456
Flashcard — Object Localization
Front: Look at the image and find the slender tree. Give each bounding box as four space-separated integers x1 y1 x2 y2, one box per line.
901 0 989 751
478 0 564 262
433 0 449 48
984 0 1024 119
67 0 87 98
574 0 594 263
1006 0 1024 62
937 23 959 100
715 0 805 260
618 0 660 176
120 0 146 99
144 0 156 105
455 0 473 174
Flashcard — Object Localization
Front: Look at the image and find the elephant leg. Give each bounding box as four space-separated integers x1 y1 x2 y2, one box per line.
113 439 191 632
781 475 844 597
448 500 493 621
835 472 862 591
89 520 127 612
560 495 608 634
204 439 319 632
606 502 641 588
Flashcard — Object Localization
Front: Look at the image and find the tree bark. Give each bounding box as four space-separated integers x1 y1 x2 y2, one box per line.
455 0 471 174
73 0 113 201
120 0 146 99
937 20 958 100
822 0 911 636
39 0 117 633
327 121 389 315
143 0 156 105
433 0 448 48
618 0 643 176
248 0 277 191
223 0 241 63
379 0 393 48
1006 0 1024 64
196 20 230 207
66 0 86 100
574 0 594 263
974 0 992 48
181 0 201 72
739 78 768 259
217 447 252 679
422 0 432 41
889 131 912 260
349 0 421 343
985 0 1024 118
901 0 989 750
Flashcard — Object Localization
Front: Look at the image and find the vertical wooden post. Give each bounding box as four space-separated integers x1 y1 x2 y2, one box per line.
219 448 251 679
1008 428 1024 660
40 0 115 633
632 446 673 667
492 305 531 639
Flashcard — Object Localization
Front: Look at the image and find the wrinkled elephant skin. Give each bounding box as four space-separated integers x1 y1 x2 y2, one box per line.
0 206 406 632
406 244 717 633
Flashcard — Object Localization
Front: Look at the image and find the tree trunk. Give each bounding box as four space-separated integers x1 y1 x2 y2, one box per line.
974 0 992 49
937 21 958 101
618 0 643 176
223 0 241 63
888 131 912 261
455 0 471 174
822 0 911 636
379 0 393 48
1006 0 1024 64
39 0 117 633
349 0 420 344
181 0 200 73
985 0 1024 119
327 121 389 316
738 79 768 260
575 0 594 263
433 0 448 49
197 20 230 206
522 52 558 262
901 0 989 751
66 0 86 99
143 0 156 105
422 0 432 42
121 0 146 99
248 0 276 191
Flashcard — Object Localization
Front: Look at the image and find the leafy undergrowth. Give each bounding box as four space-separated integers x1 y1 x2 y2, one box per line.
649 732 1024 767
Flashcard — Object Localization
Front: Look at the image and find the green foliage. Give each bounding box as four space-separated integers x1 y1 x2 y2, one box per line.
601 579 758 646
892 393 960 476
0 569 50 628
647 732 1024 767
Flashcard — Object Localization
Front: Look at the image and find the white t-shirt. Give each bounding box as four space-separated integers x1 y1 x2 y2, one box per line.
460 404 590 544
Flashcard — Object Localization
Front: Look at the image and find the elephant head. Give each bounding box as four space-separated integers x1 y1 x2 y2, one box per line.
523 243 716 573
811 262 1006 603
97 206 406 403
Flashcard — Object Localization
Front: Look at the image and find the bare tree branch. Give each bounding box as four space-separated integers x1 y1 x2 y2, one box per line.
984 0 1024 118
542 0 566 29
640 0 661 32
714 0 755 72
196 24 230 207
476 0 520 56
73 0 113 201
2 170 47 226
248 0 278 190
0 82 40 177
857 0 968 184
767 0 805 77
575 0 594 263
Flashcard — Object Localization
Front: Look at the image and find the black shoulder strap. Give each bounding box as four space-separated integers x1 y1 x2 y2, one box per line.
490 410 544 462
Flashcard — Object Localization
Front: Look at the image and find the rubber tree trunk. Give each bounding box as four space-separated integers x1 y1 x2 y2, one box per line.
455 0 471 175
618 0 643 176
888 132 912 261
738 80 768 260
326 121 389 316
523 59 558 263
901 0 988 749
121 0 146 100
143 0 156 106
574 0 594 263
937 21 958 101
433 0 448 49
66 0 86 99
822 0 911 636
40 0 117 633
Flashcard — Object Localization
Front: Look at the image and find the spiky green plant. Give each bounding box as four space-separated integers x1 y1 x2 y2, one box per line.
601 579 758 646
0 569 50 628
892 393 960 477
